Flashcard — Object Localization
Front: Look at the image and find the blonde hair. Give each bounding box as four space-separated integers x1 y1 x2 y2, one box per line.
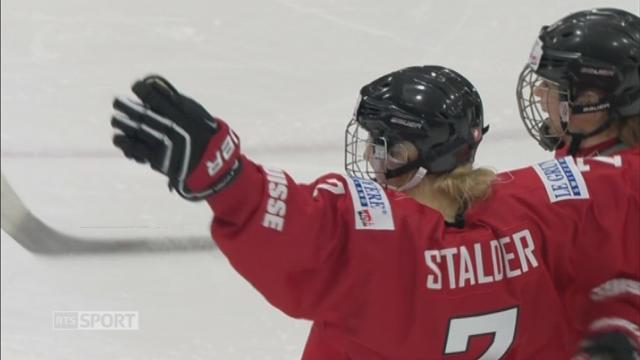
430 164 497 214
577 90 640 147
618 116 640 146
391 141 496 214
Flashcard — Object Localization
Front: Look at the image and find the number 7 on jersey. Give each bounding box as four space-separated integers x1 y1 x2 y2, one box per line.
444 307 519 359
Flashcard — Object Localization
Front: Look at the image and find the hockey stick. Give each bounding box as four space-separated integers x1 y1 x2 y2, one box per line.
0 173 215 255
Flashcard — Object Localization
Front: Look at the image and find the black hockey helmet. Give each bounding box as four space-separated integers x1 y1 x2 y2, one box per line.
517 8 640 152
345 65 486 183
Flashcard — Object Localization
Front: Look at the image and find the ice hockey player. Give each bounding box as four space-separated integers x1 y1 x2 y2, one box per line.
517 8 640 359
111 66 638 359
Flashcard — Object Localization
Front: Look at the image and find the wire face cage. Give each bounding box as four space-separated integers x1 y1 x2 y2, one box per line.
345 116 387 182
345 116 416 187
516 65 570 151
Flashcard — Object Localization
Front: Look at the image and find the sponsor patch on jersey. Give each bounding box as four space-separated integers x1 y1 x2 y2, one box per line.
533 156 590 202
345 177 394 230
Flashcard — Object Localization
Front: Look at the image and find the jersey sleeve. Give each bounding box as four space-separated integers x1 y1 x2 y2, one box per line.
569 155 640 351
200 156 364 321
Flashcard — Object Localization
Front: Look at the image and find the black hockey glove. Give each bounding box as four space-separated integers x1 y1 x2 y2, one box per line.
111 75 241 201
579 332 640 360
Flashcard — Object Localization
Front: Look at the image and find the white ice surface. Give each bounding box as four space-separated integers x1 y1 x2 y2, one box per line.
2 0 639 359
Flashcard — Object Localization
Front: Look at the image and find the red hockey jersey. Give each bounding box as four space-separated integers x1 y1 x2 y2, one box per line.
200 147 639 359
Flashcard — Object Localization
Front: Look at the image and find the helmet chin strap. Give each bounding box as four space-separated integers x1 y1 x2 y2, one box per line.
384 158 422 179
375 154 427 192
389 167 427 192
564 98 613 156
565 117 613 156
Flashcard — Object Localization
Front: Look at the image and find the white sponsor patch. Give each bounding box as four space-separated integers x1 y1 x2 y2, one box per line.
528 38 543 71
533 156 590 202
345 177 394 230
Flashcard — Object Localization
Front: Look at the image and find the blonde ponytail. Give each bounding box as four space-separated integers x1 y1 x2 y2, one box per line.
430 164 496 214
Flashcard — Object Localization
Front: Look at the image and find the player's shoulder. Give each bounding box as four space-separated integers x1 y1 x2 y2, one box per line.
490 156 591 205
618 143 640 157
310 174 398 230
492 151 637 207
575 151 640 199
313 173 402 204
576 144 639 174
312 174 436 231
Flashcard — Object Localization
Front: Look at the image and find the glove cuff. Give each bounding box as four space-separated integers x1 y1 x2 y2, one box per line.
182 119 242 200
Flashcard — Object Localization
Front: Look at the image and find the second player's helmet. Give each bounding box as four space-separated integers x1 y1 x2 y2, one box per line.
345 65 486 187
517 8 640 152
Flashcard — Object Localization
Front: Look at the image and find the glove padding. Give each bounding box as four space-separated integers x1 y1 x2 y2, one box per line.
577 332 640 360
111 75 241 200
